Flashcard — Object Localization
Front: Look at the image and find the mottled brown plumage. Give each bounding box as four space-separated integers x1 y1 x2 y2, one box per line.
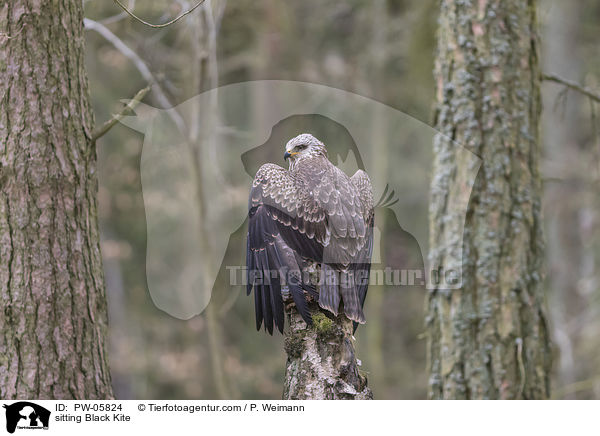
246 134 374 334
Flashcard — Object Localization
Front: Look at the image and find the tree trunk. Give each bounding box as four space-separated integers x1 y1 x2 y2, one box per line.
0 1 113 398
426 0 552 399
283 303 372 400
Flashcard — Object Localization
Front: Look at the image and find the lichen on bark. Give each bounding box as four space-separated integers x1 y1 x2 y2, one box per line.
426 0 552 399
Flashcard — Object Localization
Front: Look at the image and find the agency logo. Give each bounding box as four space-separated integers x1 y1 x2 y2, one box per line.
117 80 481 319
2 402 50 434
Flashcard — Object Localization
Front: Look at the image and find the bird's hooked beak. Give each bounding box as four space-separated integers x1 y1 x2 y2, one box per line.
284 151 297 161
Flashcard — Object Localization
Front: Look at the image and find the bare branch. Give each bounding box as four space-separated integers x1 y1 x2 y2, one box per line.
113 0 206 28
83 18 186 134
84 19 164 104
542 72 600 104
91 84 151 144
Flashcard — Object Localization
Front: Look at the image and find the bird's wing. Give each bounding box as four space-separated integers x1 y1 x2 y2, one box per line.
247 163 328 333
350 169 375 330
301 164 374 323
320 166 372 264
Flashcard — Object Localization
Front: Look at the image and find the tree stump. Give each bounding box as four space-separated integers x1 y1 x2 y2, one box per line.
283 302 372 400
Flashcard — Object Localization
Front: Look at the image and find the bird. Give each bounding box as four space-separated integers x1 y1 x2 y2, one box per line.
246 133 374 334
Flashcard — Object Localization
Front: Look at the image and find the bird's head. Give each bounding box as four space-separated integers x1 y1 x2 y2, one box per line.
283 133 327 166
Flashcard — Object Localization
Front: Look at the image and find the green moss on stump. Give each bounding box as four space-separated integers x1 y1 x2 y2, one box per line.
312 312 335 336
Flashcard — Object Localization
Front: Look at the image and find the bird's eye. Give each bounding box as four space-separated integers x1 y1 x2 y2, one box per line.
296 144 308 150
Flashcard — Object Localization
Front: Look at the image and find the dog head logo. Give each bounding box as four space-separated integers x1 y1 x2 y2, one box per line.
117 80 481 319
3 402 50 434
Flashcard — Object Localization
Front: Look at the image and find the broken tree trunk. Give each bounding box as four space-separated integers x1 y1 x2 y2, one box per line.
283 302 372 400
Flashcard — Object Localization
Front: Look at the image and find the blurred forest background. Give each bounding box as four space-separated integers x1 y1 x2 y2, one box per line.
83 0 600 399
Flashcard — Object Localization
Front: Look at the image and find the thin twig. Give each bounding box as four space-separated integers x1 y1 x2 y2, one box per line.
91 85 151 144
113 0 206 28
542 72 600 104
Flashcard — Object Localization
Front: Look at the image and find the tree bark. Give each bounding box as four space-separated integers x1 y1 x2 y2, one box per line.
426 0 552 399
283 303 372 400
0 1 113 398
